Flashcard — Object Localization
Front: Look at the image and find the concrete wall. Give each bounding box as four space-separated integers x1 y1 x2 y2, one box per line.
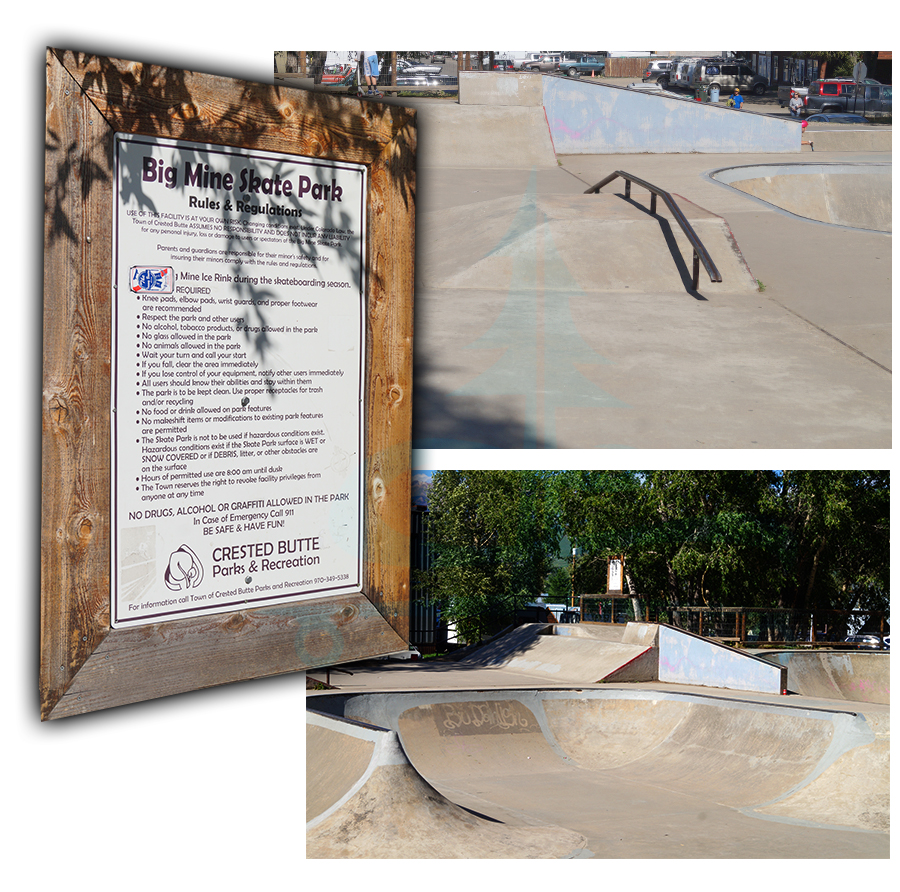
802 128 892 152
417 104 558 168
459 70 543 107
657 625 787 694
542 76 800 154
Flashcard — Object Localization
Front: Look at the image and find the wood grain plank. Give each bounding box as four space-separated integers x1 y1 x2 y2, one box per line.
48 593 406 719
363 115 416 641
52 50 415 166
42 49 415 719
42 49 115 716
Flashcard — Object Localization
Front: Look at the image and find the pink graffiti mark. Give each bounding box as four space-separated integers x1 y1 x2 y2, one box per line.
546 113 621 141
847 678 888 694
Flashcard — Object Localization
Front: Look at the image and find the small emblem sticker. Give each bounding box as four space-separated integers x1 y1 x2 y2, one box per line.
130 266 174 293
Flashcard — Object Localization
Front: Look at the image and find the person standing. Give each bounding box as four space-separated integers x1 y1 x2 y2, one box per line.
789 90 804 117
360 51 382 97
731 88 744 109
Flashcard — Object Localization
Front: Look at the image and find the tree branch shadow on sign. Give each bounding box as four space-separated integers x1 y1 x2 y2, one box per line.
46 49 415 373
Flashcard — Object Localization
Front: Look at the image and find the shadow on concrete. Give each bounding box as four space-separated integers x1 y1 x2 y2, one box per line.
308 625 553 681
616 190 709 301
410 360 551 449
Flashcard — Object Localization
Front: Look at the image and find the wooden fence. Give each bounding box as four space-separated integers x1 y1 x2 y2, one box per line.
579 598 889 647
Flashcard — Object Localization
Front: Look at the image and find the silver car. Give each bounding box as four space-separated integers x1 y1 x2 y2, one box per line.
691 59 768 96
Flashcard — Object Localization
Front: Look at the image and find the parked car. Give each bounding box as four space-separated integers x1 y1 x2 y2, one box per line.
625 82 687 99
805 78 889 115
859 82 892 114
669 59 700 91
557 54 606 77
320 64 352 84
395 58 443 75
522 53 563 72
642 59 674 85
335 65 458 94
842 634 886 650
805 113 870 124
690 58 768 96
493 59 516 71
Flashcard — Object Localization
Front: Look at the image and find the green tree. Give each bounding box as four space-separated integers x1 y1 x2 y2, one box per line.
422 470 558 642
544 564 572 603
769 470 889 614
800 51 865 79
553 470 782 617
551 470 888 623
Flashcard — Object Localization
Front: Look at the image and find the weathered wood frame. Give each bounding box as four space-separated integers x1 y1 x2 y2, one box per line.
41 49 415 719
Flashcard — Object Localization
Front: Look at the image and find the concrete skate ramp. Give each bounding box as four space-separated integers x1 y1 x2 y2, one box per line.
418 104 557 169
458 623 657 684
418 192 759 294
306 709 590 858
308 689 889 858
543 76 799 154
710 163 891 232
756 651 890 704
457 622 785 694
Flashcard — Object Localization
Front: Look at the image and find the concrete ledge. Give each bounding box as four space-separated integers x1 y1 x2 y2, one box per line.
657 624 787 694
458 70 543 106
804 127 892 152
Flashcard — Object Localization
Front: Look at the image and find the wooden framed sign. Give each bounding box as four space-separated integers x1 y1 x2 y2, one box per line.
41 49 416 719
607 555 624 594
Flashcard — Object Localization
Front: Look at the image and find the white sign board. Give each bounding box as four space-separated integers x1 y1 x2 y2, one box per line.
111 134 366 627
608 557 623 593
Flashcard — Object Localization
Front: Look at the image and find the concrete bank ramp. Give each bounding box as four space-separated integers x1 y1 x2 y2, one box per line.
710 163 891 232
456 621 786 694
306 709 590 858
755 651 890 704
309 689 889 858
418 192 759 294
458 622 657 684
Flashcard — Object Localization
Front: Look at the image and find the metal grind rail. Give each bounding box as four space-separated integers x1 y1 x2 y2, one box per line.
585 171 722 290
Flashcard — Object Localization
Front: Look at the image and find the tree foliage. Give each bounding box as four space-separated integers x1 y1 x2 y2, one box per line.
552 470 889 617
422 470 889 641
421 470 558 642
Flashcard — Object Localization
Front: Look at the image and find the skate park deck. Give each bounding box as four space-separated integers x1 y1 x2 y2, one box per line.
412 154 890 449
396 82 891 449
